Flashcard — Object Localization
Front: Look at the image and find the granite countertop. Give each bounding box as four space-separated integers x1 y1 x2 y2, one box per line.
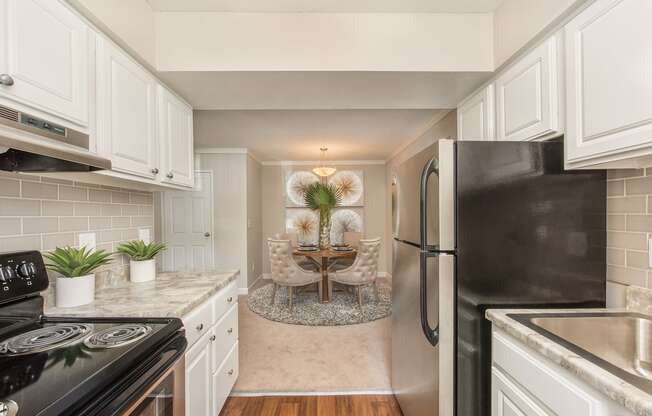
486 291 652 416
44 270 239 319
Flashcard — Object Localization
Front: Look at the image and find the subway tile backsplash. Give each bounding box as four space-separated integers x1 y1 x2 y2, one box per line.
607 169 652 305
0 171 155 288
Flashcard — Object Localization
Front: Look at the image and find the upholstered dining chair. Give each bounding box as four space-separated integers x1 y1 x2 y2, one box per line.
330 231 363 271
274 232 319 272
267 238 322 311
330 237 381 309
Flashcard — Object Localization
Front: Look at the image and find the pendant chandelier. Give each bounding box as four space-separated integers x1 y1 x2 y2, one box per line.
312 147 336 177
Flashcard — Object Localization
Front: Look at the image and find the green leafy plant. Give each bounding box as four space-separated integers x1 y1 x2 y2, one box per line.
116 240 166 261
303 182 342 214
43 246 113 278
304 182 343 247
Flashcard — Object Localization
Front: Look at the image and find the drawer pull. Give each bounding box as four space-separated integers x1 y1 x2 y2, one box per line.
196 323 204 331
210 335 216 342
227 296 233 303
227 328 233 334
228 369 234 376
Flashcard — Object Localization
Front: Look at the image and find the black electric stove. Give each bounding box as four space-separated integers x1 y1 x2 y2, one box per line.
0 251 187 416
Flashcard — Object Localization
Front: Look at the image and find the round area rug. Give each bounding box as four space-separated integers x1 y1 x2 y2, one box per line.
248 283 391 326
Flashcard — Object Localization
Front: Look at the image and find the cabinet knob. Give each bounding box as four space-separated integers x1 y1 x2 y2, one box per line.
196 323 204 331
0 74 14 86
227 328 233 334
227 369 234 376
227 297 233 303
204 232 211 237
151 168 159 174
166 172 174 179
210 335 216 342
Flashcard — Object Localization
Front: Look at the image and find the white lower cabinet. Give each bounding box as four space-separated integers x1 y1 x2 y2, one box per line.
185 331 213 416
492 328 636 416
183 282 239 416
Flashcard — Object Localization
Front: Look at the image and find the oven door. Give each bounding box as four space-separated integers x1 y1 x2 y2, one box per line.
124 357 185 416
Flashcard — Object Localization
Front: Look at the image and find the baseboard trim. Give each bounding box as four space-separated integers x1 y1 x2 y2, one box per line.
230 389 394 397
239 274 264 296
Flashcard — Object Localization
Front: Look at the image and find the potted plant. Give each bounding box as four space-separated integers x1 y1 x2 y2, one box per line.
116 240 166 283
44 246 113 308
304 182 342 248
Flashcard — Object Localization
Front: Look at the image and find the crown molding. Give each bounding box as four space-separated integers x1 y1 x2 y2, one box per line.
194 147 262 164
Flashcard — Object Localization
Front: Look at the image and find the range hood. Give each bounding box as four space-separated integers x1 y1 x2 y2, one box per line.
0 104 111 172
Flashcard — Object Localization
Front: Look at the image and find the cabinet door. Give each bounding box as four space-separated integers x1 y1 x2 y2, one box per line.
496 37 560 142
565 0 652 167
97 37 157 179
0 0 89 126
158 86 194 187
185 331 212 416
211 304 238 373
213 342 239 416
492 368 549 416
457 85 495 140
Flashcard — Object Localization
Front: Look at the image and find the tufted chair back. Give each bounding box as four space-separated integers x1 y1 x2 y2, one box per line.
343 231 362 248
332 237 381 285
267 238 319 286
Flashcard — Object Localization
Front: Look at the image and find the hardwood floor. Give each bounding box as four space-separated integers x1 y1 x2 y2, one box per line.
219 395 403 416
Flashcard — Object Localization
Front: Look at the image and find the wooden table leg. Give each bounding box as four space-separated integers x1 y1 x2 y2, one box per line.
321 256 330 303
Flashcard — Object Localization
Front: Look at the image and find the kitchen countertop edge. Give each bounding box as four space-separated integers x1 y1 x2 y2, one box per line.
486 308 652 416
43 270 240 319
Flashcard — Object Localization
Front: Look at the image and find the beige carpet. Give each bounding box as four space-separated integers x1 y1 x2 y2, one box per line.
233 282 392 394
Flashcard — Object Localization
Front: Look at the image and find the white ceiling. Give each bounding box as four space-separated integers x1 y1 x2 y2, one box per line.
148 0 504 13
158 71 490 110
193 109 450 161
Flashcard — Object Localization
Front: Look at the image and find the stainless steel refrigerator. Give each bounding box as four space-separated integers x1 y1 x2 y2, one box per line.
391 139 606 416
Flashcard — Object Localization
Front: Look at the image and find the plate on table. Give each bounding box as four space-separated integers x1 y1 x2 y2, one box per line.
331 246 354 252
331 243 350 248
297 247 319 252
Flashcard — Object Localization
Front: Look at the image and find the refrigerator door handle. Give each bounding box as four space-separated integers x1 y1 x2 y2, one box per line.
420 157 438 251
420 251 439 347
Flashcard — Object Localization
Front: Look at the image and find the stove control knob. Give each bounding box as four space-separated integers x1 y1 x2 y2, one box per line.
0 266 14 282
0 400 18 416
15 262 35 278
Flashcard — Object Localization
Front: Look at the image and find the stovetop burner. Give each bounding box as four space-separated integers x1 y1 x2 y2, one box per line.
0 324 93 356
84 324 153 349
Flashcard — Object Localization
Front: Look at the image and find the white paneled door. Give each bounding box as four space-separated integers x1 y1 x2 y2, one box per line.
0 0 89 126
457 85 495 140
162 171 214 271
496 36 561 142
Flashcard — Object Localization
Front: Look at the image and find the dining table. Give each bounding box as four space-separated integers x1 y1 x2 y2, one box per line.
292 247 357 303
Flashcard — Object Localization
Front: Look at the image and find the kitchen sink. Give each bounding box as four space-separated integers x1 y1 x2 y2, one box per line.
510 312 652 394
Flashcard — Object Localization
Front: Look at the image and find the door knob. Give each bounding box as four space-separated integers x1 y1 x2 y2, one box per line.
0 74 14 86
204 232 211 237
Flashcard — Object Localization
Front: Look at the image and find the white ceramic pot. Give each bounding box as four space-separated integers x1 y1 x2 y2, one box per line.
55 274 95 308
130 259 156 283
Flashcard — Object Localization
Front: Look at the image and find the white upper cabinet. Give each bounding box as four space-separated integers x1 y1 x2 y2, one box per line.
97 37 158 179
457 85 495 141
496 36 561 142
565 0 652 168
158 86 194 187
0 0 89 126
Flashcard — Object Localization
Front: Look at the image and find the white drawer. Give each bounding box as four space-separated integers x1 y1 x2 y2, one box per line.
211 304 238 373
212 341 239 415
182 299 213 347
492 330 600 416
213 282 238 322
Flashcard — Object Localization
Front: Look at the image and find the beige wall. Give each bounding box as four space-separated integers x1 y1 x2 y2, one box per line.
385 110 457 273
246 156 263 287
261 163 388 274
493 0 584 67
70 0 157 68
0 171 154 286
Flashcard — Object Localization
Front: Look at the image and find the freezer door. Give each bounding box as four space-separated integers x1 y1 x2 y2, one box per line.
395 143 439 246
395 140 455 250
391 240 454 416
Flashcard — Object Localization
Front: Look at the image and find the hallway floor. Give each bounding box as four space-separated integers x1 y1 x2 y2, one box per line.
233 280 392 393
220 395 403 416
